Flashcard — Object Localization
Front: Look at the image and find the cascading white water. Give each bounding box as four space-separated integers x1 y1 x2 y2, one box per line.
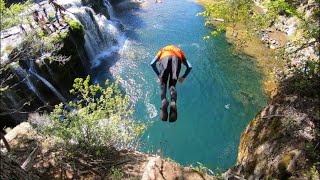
103 0 114 18
29 61 67 104
12 65 46 103
3 92 19 108
43 61 54 77
66 0 125 68
5 0 123 112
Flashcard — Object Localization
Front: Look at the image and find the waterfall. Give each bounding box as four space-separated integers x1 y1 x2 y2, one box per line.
5 93 19 107
3 0 122 115
12 65 46 104
43 61 54 77
103 0 114 18
29 61 67 104
66 0 125 68
30 72 67 103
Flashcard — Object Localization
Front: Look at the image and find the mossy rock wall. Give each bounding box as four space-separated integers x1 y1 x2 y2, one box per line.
225 92 319 179
0 27 88 127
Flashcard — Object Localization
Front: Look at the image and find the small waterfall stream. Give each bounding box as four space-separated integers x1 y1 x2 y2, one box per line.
13 65 46 104
1 0 119 127
29 61 67 104
5 93 19 108
103 0 114 18
31 72 67 103
43 61 54 77
6 0 121 108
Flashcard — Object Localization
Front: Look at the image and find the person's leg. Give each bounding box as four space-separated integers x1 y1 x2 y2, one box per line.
169 56 181 102
159 57 170 101
168 57 181 122
159 57 170 121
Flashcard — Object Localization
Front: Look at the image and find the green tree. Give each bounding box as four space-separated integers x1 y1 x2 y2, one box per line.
44 76 146 153
0 0 32 30
199 0 319 41
198 0 258 37
0 0 5 13
199 0 319 76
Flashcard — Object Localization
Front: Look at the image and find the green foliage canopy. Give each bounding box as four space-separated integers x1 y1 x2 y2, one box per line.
198 0 259 37
199 0 319 40
45 76 146 153
69 20 85 37
0 0 32 30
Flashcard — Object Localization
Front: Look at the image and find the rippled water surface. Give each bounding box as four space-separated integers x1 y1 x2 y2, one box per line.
93 0 267 170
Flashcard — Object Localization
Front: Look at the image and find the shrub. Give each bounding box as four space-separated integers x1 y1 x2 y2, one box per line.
69 20 85 37
0 0 32 30
109 167 124 180
44 76 146 153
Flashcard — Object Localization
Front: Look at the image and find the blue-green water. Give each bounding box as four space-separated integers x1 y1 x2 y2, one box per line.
95 0 266 170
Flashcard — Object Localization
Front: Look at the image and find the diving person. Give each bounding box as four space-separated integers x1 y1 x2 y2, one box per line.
150 45 192 122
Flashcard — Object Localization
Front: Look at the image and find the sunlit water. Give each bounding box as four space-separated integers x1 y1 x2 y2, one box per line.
92 0 267 170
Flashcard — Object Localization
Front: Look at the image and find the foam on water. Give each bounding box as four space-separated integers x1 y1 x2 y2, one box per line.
144 92 158 119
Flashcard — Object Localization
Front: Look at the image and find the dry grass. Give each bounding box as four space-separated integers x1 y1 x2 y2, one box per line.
4 126 148 179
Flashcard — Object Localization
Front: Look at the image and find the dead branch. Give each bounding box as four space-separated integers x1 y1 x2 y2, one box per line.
0 132 11 152
0 102 50 116
261 114 285 119
21 145 39 171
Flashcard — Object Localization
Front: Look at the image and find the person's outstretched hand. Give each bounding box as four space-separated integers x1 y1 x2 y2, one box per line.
178 77 185 83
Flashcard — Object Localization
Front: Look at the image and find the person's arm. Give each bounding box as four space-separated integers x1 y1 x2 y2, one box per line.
182 60 192 78
150 55 160 76
178 60 192 83
178 49 191 78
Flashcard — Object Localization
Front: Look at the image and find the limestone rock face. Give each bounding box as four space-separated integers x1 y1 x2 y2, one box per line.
223 0 320 179
141 156 213 180
226 92 319 179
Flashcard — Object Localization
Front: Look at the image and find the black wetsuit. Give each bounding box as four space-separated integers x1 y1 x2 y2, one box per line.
150 45 192 103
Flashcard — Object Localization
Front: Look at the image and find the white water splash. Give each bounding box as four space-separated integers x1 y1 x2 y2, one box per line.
145 92 157 119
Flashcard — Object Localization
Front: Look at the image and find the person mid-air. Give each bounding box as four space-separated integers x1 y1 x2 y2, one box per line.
150 45 192 122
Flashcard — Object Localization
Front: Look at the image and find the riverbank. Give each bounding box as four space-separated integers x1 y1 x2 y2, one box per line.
196 0 282 99
225 25 282 98
196 0 320 178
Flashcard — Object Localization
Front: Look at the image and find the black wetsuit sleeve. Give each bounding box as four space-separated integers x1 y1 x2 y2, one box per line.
182 60 192 78
150 55 160 76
